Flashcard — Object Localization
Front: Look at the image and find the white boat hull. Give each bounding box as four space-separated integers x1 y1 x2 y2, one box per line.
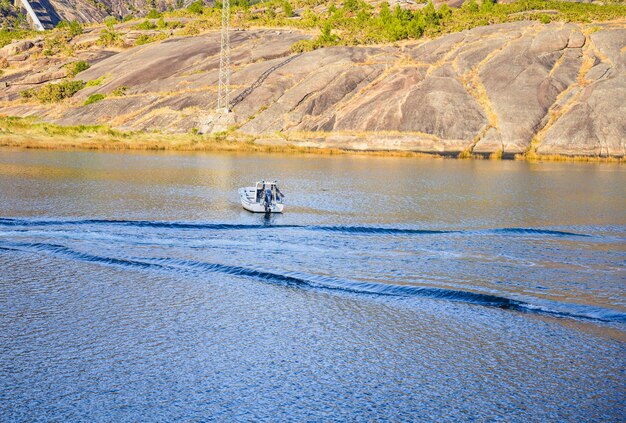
239 187 284 213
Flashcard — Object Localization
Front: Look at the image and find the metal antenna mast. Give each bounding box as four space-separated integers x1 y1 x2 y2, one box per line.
217 0 231 113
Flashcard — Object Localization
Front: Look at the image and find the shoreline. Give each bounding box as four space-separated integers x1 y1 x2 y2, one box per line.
2 136 624 163
2 134 624 163
1 117 623 163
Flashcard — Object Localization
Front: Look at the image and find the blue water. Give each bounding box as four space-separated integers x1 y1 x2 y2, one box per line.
0 150 625 421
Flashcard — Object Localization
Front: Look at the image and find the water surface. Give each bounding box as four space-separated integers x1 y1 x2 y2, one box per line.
1 150 625 421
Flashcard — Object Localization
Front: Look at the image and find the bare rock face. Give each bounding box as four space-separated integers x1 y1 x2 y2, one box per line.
74 30 305 98
473 128 502 155
46 0 108 24
23 68 67 84
32 0 203 23
537 28 626 157
0 40 34 58
1 21 624 157
93 0 203 18
479 23 584 154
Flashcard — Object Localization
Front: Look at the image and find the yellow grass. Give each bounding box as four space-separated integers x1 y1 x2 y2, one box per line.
0 116 440 158
0 134 451 158
514 152 623 163
0 116 622 162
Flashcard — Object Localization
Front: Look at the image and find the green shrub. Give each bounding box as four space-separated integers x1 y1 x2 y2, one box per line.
146 8 161 18
462 0 479 13
319 21 336 43
135 32 167 45
480 0 494 13
423 1 439 26
439 3 452 19
104 16 118 28
344 0 359 12
86 76 105 87
135 34 153 45
408 15 426 38
43 32 68 53
68 20 83 37
98 28 122 47
291 21 337 52
187 0 204 14
283 1 293 17
135 20 156 30
0 29 34 48
20 88 34 99
33 80 85 103
379 2 391 23
112 86 128 96
66 60 90 77
177 22 201 35
167 20 184 29
57 20 83 37
290 39 314 53
300 7 319 27
84 93 105 105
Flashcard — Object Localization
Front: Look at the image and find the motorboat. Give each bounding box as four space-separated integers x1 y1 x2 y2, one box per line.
239 180 285 213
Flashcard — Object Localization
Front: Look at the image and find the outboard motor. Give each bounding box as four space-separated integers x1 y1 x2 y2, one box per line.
264 187 273 212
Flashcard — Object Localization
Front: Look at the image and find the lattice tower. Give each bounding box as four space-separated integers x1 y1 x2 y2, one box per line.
217 0 231 113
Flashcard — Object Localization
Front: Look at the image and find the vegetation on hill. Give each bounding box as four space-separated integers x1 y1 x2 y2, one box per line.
0 0 27 30
1 0 624 53
165 0 626 48
55 20 84 36
20 80 85 103
66 60 90 77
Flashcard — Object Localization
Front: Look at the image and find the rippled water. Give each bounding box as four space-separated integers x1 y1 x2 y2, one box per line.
1 150 625 421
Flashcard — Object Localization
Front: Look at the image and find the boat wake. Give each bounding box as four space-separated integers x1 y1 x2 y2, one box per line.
2 239 623 325
0 218 592 237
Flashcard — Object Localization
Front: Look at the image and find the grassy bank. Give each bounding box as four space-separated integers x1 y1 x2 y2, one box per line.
0 116 439 157
1 116 622 162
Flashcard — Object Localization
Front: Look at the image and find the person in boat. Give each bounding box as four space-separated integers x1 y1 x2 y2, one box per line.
260 185 272 212
264 186 273 205
256 183 264 203
275 186 283 202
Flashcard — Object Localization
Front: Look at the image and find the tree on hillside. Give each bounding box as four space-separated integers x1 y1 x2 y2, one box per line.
187 0 204 14
379 2 392 24
283 1 293 17
463 0 480 13
423 0 439 26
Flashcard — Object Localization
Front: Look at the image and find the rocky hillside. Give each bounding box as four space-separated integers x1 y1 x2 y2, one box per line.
48 0 202 21
1 0 201 27
1 19 625 157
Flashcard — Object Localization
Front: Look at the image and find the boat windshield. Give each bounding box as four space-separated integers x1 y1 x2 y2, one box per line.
256 182 279 189
254 182 281 202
